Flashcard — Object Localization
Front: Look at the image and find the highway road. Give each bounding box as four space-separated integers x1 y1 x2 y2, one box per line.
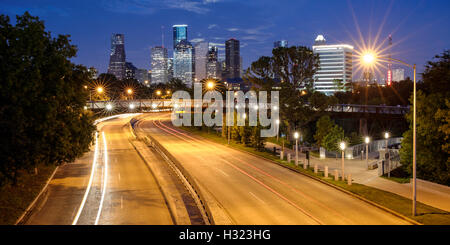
25 115 174 225
136 112 411 225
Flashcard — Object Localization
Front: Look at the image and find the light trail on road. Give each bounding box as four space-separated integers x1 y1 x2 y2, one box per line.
72 132 99 225
95 132 109 225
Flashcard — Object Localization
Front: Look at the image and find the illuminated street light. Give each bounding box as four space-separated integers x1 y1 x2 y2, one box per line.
106 103 112 110
151 103 158 109
166 90 171 95
97 87 104 94
340 142 346 180
294 132 299 166
127 88 133 95
384 132 391 178
156 90 162 96
359 51 417 215
365 137 370 169
129 103 135 109
207 81 215 90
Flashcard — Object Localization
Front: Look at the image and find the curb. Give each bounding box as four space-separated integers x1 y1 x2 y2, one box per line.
15 166 59 225
177 129 423 226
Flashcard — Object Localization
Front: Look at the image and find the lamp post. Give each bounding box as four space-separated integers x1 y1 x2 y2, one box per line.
361 53 417 216
365 136 370 169
340 142 346 180
294 132 299 166
384 132 390 178
276 119 280 142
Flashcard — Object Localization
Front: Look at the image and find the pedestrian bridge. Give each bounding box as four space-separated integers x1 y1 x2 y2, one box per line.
86 99 409 115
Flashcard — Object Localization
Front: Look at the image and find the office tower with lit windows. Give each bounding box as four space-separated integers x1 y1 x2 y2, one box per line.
312 35 353 95
225 38 240 80
194 42 209 82
125 62 137 80
173 24 188 49
151 46 168 84
173 40 195 87
206 46 220 79
392 68 405 82
107 34 126 80
135 69 149 85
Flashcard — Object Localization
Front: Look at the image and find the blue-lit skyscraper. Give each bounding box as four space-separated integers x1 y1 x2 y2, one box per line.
173 24 188 49
174 40 195 87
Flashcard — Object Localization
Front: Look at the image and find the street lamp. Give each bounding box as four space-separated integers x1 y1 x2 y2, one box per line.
365 136 370 169
361 52 417 216
129 103 135 110
106 103 113 111
207 81 215 90
294 132 299 166
339 142 346 180
384 132 390 178
276 119 280 142
97 87 104 94
156 90 162 96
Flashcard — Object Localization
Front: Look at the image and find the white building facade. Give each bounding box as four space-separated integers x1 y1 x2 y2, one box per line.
312 35 353 95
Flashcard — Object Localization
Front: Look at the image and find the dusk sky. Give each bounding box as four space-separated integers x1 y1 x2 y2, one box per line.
1 0 449 79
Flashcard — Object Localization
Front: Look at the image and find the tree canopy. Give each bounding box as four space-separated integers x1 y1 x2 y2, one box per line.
0 12 96 185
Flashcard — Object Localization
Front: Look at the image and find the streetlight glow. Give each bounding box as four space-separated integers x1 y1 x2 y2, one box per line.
129 103 135 109
339 142 346 151
384 132 390 139
362 53 376 65
97 87 104 93
207 81 215 90
156 90 162 96
106 104 112 110
365 136 370 144
127 88 133 95
294 132 299 139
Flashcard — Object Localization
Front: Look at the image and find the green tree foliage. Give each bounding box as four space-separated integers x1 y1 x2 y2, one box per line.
400 50 450 185
0 13 96 185
314 115 334 147
244 46 337 142
322 125 345 156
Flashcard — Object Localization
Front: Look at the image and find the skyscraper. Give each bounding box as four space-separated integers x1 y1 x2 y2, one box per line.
151 46 168 84
274 40 288 48
194 42 209 82
312 35 353 95
135 68 149 84
167 58 173 82
173 25 188 49
107 34 126 80
173 40 195 87
225 38 240 80
206 46 220 79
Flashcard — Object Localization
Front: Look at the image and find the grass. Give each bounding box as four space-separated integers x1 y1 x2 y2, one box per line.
179 126 450 225
0 163 56 224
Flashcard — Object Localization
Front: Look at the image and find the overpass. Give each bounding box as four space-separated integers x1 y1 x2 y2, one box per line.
86 99 409 115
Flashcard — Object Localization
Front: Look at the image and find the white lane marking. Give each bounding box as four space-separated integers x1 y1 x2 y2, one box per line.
249 191 266 205
72 132 99 225
216 168 229 177
95 132 109 225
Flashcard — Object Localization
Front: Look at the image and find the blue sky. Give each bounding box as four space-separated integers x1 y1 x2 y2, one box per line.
1 0 449 79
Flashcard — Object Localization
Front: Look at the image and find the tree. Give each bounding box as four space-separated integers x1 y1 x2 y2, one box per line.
244 46 337 143
314 115 334 147
0 13 96 185
322 125 345 158
400 50 450 185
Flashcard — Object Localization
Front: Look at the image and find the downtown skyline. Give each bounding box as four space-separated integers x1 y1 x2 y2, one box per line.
1 0 449 79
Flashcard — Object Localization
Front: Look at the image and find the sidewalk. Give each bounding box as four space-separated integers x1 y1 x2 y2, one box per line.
265 141 450 212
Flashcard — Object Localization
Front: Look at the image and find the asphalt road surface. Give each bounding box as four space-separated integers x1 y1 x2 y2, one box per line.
26 115 173 225
136 112 411 225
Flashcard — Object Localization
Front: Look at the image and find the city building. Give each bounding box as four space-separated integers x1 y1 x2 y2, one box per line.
167 58 173 82
224 38 240 80
392 68 405 82
206 46 220 79
125 62 137 80
274 40 288 48
312 35 353 95
107 34 126 80
135 68 149 84
173 40 195 87
173 24 188 49
151 46 169 84
194 42 209 82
